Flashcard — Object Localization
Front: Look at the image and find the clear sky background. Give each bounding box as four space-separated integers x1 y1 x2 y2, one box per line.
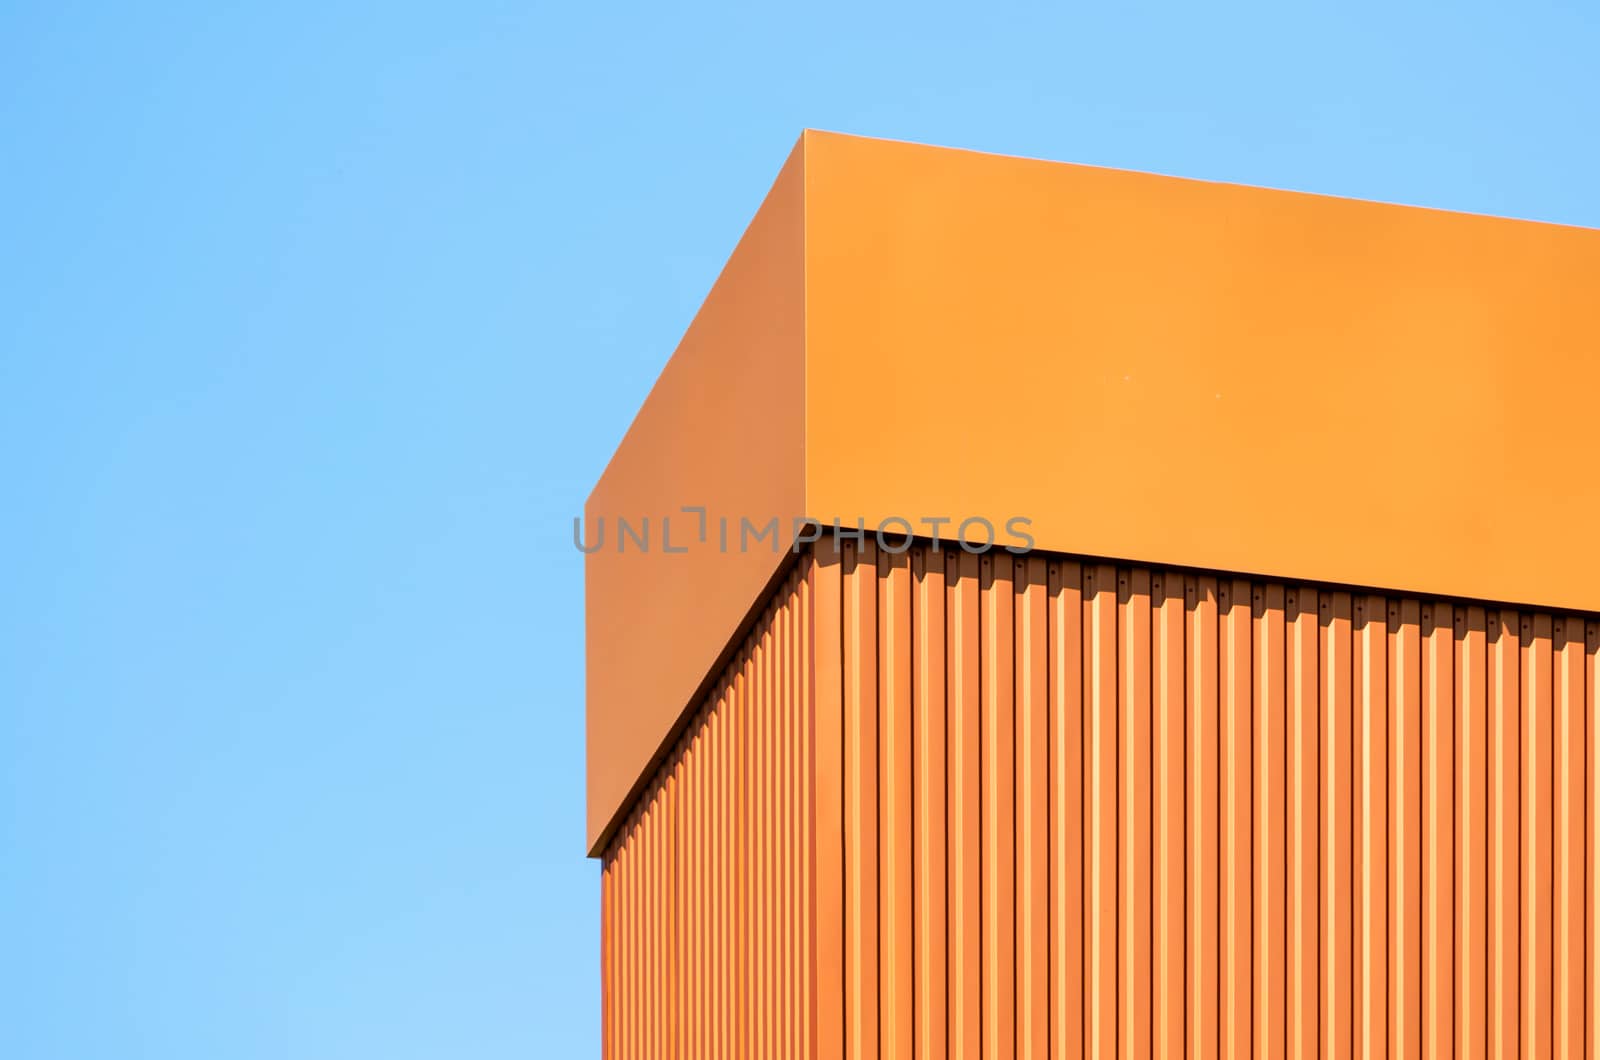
2 2 1596 1057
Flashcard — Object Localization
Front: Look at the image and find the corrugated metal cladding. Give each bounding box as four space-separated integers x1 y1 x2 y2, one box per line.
602 540 1600 1059
601 561 813 1060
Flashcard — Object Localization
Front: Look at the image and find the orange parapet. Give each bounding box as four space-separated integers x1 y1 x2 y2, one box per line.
588 130 1600 856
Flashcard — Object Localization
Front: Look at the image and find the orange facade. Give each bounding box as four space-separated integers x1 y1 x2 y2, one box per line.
586 130 1600 857
602 542 1600 1058
588 133 1600 1057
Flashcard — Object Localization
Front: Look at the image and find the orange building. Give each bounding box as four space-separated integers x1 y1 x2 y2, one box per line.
585 131 1600 1058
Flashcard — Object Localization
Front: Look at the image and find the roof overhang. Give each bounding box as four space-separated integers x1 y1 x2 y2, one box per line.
585 130 1600 853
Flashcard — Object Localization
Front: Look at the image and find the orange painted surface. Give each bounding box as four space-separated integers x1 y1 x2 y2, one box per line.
592 135 1600 1053
585 142 805 852
601 543 1599 1058
587 131 1600 854
801 131 1600 619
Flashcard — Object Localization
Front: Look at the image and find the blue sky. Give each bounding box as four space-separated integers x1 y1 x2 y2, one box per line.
1 2 1595 1057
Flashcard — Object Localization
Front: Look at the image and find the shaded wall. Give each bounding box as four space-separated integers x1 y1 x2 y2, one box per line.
601 559 813 1059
